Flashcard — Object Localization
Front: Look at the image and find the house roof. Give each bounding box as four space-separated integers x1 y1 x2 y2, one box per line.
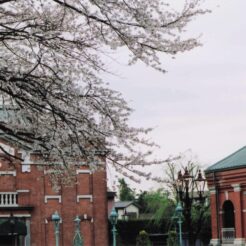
206 146 246 173
114 201 136 209
107 191 116 199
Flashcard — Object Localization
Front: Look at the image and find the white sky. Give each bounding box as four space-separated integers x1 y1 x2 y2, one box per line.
105 0 246 189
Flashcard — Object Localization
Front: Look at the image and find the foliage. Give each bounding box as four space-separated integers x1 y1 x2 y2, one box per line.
167 231 178 246
163 153 211 245
164 151 201 197
0 0 208 181
108 219 168 245
118 178 135 201
191 200 211 245
135 191 148 213
136 230 152 246
140 189 175 226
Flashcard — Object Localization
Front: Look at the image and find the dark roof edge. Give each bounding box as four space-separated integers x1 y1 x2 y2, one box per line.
205 164 246 174
114 201 141 208
205 146 246 172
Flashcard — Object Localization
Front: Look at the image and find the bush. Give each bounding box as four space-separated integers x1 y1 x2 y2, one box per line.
108 219 168 245
167 230 178 246
136 230 152 246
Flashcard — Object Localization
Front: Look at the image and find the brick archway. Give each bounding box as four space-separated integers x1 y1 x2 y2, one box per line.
222 200 235 229
205 146 246 246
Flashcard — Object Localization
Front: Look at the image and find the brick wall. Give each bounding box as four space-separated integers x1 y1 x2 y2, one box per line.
206 167 246 243
0 140 108 246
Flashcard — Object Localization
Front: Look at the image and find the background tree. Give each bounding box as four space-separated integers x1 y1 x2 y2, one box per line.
118 178 135 201
135 191 148 213
191 200 211 245
139 189 175 226
0 0 208 181
163 153 211 246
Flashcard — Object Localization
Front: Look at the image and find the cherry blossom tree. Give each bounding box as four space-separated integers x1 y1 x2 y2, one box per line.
0 0 208 180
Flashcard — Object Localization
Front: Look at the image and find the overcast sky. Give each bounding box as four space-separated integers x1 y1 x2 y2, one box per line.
105 0 246 189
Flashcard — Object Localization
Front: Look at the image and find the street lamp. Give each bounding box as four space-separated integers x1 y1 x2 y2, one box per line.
73 215 83 246
175 168 206 245
51 211 61 246
195 169 206 201
109 208 118 246
175 202 183 246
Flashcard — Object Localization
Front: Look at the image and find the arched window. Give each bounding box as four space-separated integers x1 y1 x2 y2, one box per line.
223 200 235 228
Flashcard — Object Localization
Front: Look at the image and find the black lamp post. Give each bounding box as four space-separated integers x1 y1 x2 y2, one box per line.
175 168 206 245
195 170 206 201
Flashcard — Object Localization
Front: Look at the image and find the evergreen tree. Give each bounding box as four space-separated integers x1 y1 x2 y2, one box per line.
118 178 135 201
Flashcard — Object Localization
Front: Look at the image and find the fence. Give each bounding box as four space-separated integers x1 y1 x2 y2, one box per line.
0 192 18 207
221 227 235 244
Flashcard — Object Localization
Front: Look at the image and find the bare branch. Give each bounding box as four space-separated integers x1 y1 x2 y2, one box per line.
0 0 208 181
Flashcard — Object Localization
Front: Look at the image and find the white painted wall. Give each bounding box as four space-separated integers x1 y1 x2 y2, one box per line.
117 204 139 219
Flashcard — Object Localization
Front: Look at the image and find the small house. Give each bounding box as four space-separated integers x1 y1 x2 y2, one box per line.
114 201 139 220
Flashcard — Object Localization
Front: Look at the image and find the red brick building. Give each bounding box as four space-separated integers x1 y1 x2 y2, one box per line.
0 138 109 246
206 146 246 246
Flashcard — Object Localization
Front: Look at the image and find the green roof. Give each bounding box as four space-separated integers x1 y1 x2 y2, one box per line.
206 146 246 173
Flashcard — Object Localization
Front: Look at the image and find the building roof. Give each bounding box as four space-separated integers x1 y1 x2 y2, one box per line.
114 201 136 209
107 191 116 199
206 146 246 173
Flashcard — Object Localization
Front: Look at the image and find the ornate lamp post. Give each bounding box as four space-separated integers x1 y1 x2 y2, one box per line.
73 215 83 246
195 170 206 201
51 211 61 246
109 208 118 246
175 202 183 246
175 168 206 245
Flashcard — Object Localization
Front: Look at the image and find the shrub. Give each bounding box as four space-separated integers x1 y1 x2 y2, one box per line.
136 230 152 246
167 230 178 246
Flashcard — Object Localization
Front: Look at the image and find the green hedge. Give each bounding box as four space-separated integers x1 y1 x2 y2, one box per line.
108 219 169 245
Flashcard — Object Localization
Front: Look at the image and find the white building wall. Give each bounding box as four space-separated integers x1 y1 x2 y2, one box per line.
117 204 139 219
